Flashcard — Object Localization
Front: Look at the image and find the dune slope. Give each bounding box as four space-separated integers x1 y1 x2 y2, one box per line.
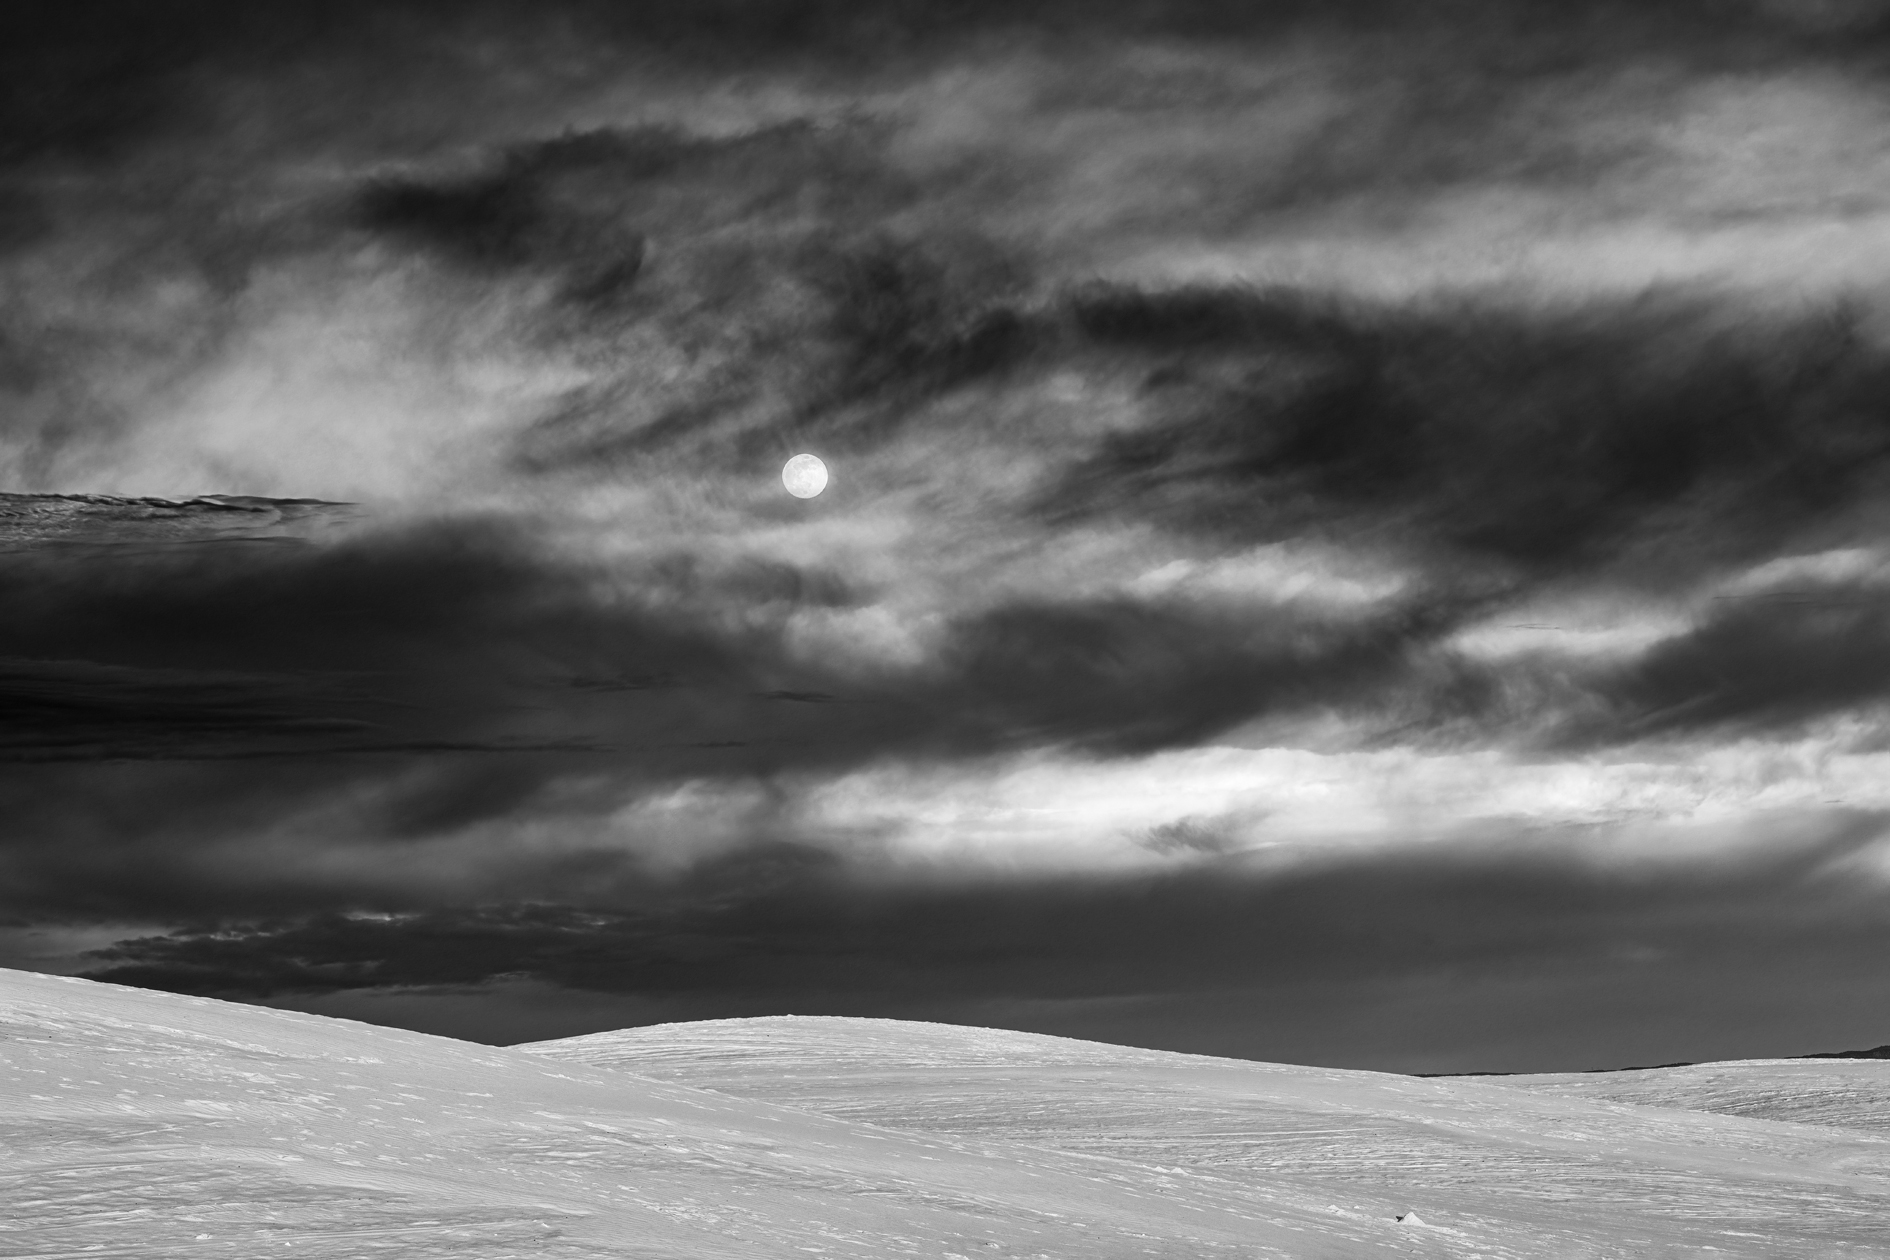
528 1015 1890 1259
1500 1058 1890 1136
4 967 1500 1259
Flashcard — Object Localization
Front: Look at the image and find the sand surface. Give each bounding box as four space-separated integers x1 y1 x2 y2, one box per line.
6 967 1889 1257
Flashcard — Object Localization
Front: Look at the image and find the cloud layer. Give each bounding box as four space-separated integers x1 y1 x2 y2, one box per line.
8 0 1890 1069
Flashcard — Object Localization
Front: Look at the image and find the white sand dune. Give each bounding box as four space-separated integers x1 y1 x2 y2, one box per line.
6 966 1889 1258
1502 1057 1890 1136
0 967 1485 1259
526 1015 1890 1259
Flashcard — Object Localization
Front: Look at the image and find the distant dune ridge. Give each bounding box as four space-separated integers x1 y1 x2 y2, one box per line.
526 1015 1890 1254
8 968 1890 1259
0 492 359 547
1806 1044 1890 1061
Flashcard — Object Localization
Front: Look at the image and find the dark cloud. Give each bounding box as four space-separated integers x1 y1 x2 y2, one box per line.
1138 816 1244 857
927 591 1468 755
0 3 576 170
1562 583 1890 743
0 3 263 167
797 235 1035 407
494 263 1890 623
0 657 382 763
355 177 645 308
7 456 1890 926
1046 288 1890 581
0 509 823 766
2 0 1875 182
76 810 1890 1070
0 516 659 706
0 510 1470 769
348 122 921 309
0 509 778 899
0 498 1488 922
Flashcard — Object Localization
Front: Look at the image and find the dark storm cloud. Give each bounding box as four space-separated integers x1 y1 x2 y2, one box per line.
348 122 911 306
355 177 646 309
10 490 1886 924
2 0 1878 181
14 265 1890 902
0 657 382 763
927 591 1468 755
0 503 1490 923
1560 584 1890 744
0 507 1448 767
0 510 826 917
0 447 1505 765
77 811 1890 1051
0 3 279 168
0 512 744 763
1048 287 1890 581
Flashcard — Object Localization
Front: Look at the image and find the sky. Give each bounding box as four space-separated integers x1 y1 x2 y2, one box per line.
7 0 1890 1073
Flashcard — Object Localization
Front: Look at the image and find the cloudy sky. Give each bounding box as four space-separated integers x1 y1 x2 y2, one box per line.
8 0 1890 1073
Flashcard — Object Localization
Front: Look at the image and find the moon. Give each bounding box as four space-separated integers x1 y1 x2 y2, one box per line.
781 453 829 499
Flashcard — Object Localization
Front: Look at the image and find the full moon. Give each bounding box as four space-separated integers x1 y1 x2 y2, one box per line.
782 453 829 499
